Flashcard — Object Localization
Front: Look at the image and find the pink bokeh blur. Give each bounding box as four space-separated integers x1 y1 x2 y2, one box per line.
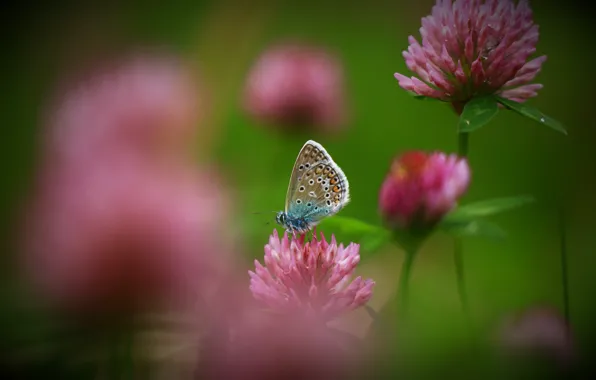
243 42 348 133
21 53 234 317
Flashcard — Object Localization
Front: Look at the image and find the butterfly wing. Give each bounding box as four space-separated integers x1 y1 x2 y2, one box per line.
285 140 327 211
285 140 350 225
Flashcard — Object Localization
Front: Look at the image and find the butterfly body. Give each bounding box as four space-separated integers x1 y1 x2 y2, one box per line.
276 140 350 234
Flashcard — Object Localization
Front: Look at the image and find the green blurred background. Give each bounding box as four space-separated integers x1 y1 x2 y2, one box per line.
2 0 595 376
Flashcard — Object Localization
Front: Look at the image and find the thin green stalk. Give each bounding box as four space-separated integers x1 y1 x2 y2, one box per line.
458 132 469 157
453 238 469 315
107 332 121 380
123 328 134 380
455 131 470 316
106 327 134 380
397 250 416 318
558 206 570 332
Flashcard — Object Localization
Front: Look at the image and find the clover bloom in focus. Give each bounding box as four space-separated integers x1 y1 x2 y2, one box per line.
379 151 470 228
243 42 347 132
394 0 546 107
249 229 374 321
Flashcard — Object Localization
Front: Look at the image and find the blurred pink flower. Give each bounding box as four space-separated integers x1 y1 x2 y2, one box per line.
43 53 204 169
394 0 546 106
21 161 233 315
495 306 575 366
249 229 374 322
198 307 359 380
243 42 348 132
379 151 470 228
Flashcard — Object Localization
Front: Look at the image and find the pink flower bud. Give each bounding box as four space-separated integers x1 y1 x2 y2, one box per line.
243 42 348 133
379 151 470 228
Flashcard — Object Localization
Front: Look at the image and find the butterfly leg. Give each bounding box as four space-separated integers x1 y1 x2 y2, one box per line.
309 226 317 242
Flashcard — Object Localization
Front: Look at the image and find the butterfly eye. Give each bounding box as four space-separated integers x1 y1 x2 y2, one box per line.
314 206 319 211
299 186 305 192
308 179 314 185
296 199 302 204
326 200 331 206
316 177 322 183
307 202 312 207
299 165 305 171
324 186 329 191
305 163 311 169
325 193 330 198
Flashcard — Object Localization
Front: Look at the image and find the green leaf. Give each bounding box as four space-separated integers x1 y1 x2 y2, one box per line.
458 95 499 133
447 195 535 220
316 216 391 255
440 218 507 240
495 96 567 135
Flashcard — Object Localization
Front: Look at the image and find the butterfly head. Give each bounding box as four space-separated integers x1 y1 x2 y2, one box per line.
275 211 287 227
275 210 312 234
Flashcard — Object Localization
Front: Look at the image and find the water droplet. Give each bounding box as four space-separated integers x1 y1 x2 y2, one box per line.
540 117 545 123
466 120 470 125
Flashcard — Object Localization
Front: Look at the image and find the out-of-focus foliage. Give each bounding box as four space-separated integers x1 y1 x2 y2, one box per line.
2 0 596 378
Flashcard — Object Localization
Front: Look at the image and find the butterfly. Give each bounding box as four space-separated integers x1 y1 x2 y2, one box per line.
275 140 350 234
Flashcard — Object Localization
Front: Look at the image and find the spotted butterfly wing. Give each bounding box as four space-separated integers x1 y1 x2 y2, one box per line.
285 140 350 225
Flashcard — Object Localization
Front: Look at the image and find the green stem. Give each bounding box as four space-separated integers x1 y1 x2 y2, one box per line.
458 132 469 157
397 250 416 319
107 332 121 380
456 131 470 317
453 238 469 315
123 328 134 380
107 327 134 380
558 206 570 332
